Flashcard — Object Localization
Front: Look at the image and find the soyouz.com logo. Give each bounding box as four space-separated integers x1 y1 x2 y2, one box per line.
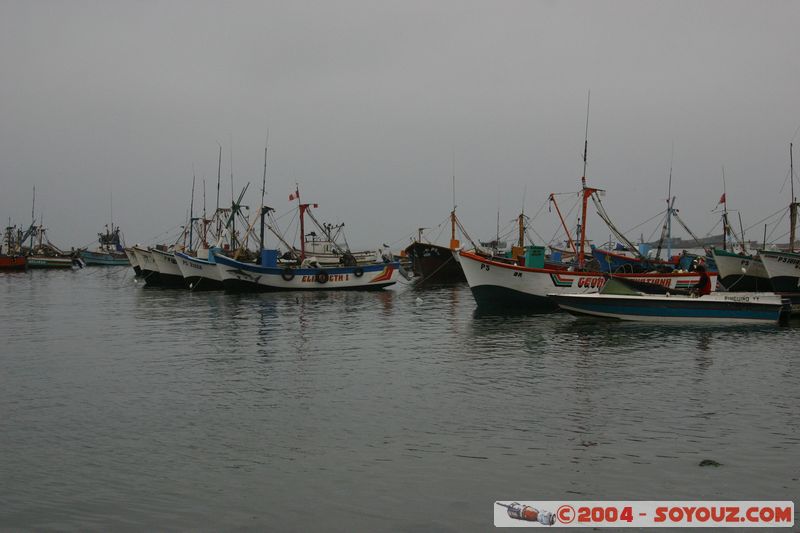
494 501 794 527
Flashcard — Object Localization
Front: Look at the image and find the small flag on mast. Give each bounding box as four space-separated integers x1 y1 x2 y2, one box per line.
289 188 299 201
717 193 726 205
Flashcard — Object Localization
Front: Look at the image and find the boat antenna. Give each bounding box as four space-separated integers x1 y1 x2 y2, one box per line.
582 91 590 183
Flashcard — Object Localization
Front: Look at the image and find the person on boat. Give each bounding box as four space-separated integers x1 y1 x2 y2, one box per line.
691 264 713 296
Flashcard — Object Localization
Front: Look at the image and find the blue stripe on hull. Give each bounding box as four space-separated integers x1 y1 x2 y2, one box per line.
221 278 393 293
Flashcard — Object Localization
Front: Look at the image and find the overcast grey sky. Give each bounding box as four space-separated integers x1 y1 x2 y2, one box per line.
1 0 798 251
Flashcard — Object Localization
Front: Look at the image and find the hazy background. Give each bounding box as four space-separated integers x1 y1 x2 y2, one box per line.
1 0 798 251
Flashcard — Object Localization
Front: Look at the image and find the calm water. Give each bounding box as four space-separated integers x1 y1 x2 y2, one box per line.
1 268 798 531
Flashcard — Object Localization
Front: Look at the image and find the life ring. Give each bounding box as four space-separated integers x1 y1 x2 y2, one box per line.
316 270 329 284
353 267 364 278
281 267 295 281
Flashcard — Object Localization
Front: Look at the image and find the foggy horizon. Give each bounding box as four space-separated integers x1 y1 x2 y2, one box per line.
2 0 799 252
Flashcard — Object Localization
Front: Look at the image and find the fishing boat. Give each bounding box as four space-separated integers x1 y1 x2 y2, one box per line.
125 247 141 276
759 143 800 294
1 226 27 271
80 224 130 266
214 199 399 292
130 245 161 286
712 247 771 291
215 251 399 292
24 224 79 269
760 249 800 292
458 249 715 311
549 278 787 325
708 173 770 291
459 120 717 312
150 247 186 288
403 165 466 284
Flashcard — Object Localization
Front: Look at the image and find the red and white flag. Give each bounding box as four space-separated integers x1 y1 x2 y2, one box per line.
289 188 299 201
717 193 726 205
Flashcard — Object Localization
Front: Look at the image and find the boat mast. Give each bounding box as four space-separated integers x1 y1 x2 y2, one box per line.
450 152 458 250
216 143 222 238
30 185 35 252
260 132 269 253
721 166 729 251
549 194 578 257
790 143 797 252
578 92 596 269
666 147 673 258
188 173 196 251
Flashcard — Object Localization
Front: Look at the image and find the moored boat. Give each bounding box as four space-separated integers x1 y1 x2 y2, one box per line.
125 247 141 276
549 278 787 324
458 249 716 311
711 248 771 291
175 249 224 291
130 245 161 286
80 225 130 266
0 255 26 271
214 250 399 292
150 247 186 288
759 249 800 293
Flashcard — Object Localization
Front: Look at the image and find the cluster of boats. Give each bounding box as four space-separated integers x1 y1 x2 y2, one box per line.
125 187 404 292
405 167 799 325
5 136 800 326
0 222 130 271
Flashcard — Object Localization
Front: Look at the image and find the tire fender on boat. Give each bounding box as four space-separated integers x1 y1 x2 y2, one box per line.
353 267 364 278
316 270 329 284
281 267 295 281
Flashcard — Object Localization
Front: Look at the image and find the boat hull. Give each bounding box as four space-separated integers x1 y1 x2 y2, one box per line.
404 242 465 283
0 256 26 271
150 249 187 288
215 253 399 292
131 246 161 286
550 292 786 324
26 256 75 269
175 252 224 291
711 248 771 291
759 249 800 293
80 250 131 266
124 248 142 276
458 250 717 312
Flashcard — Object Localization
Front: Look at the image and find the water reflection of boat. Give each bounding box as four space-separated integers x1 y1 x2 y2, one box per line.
549 278 788 324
